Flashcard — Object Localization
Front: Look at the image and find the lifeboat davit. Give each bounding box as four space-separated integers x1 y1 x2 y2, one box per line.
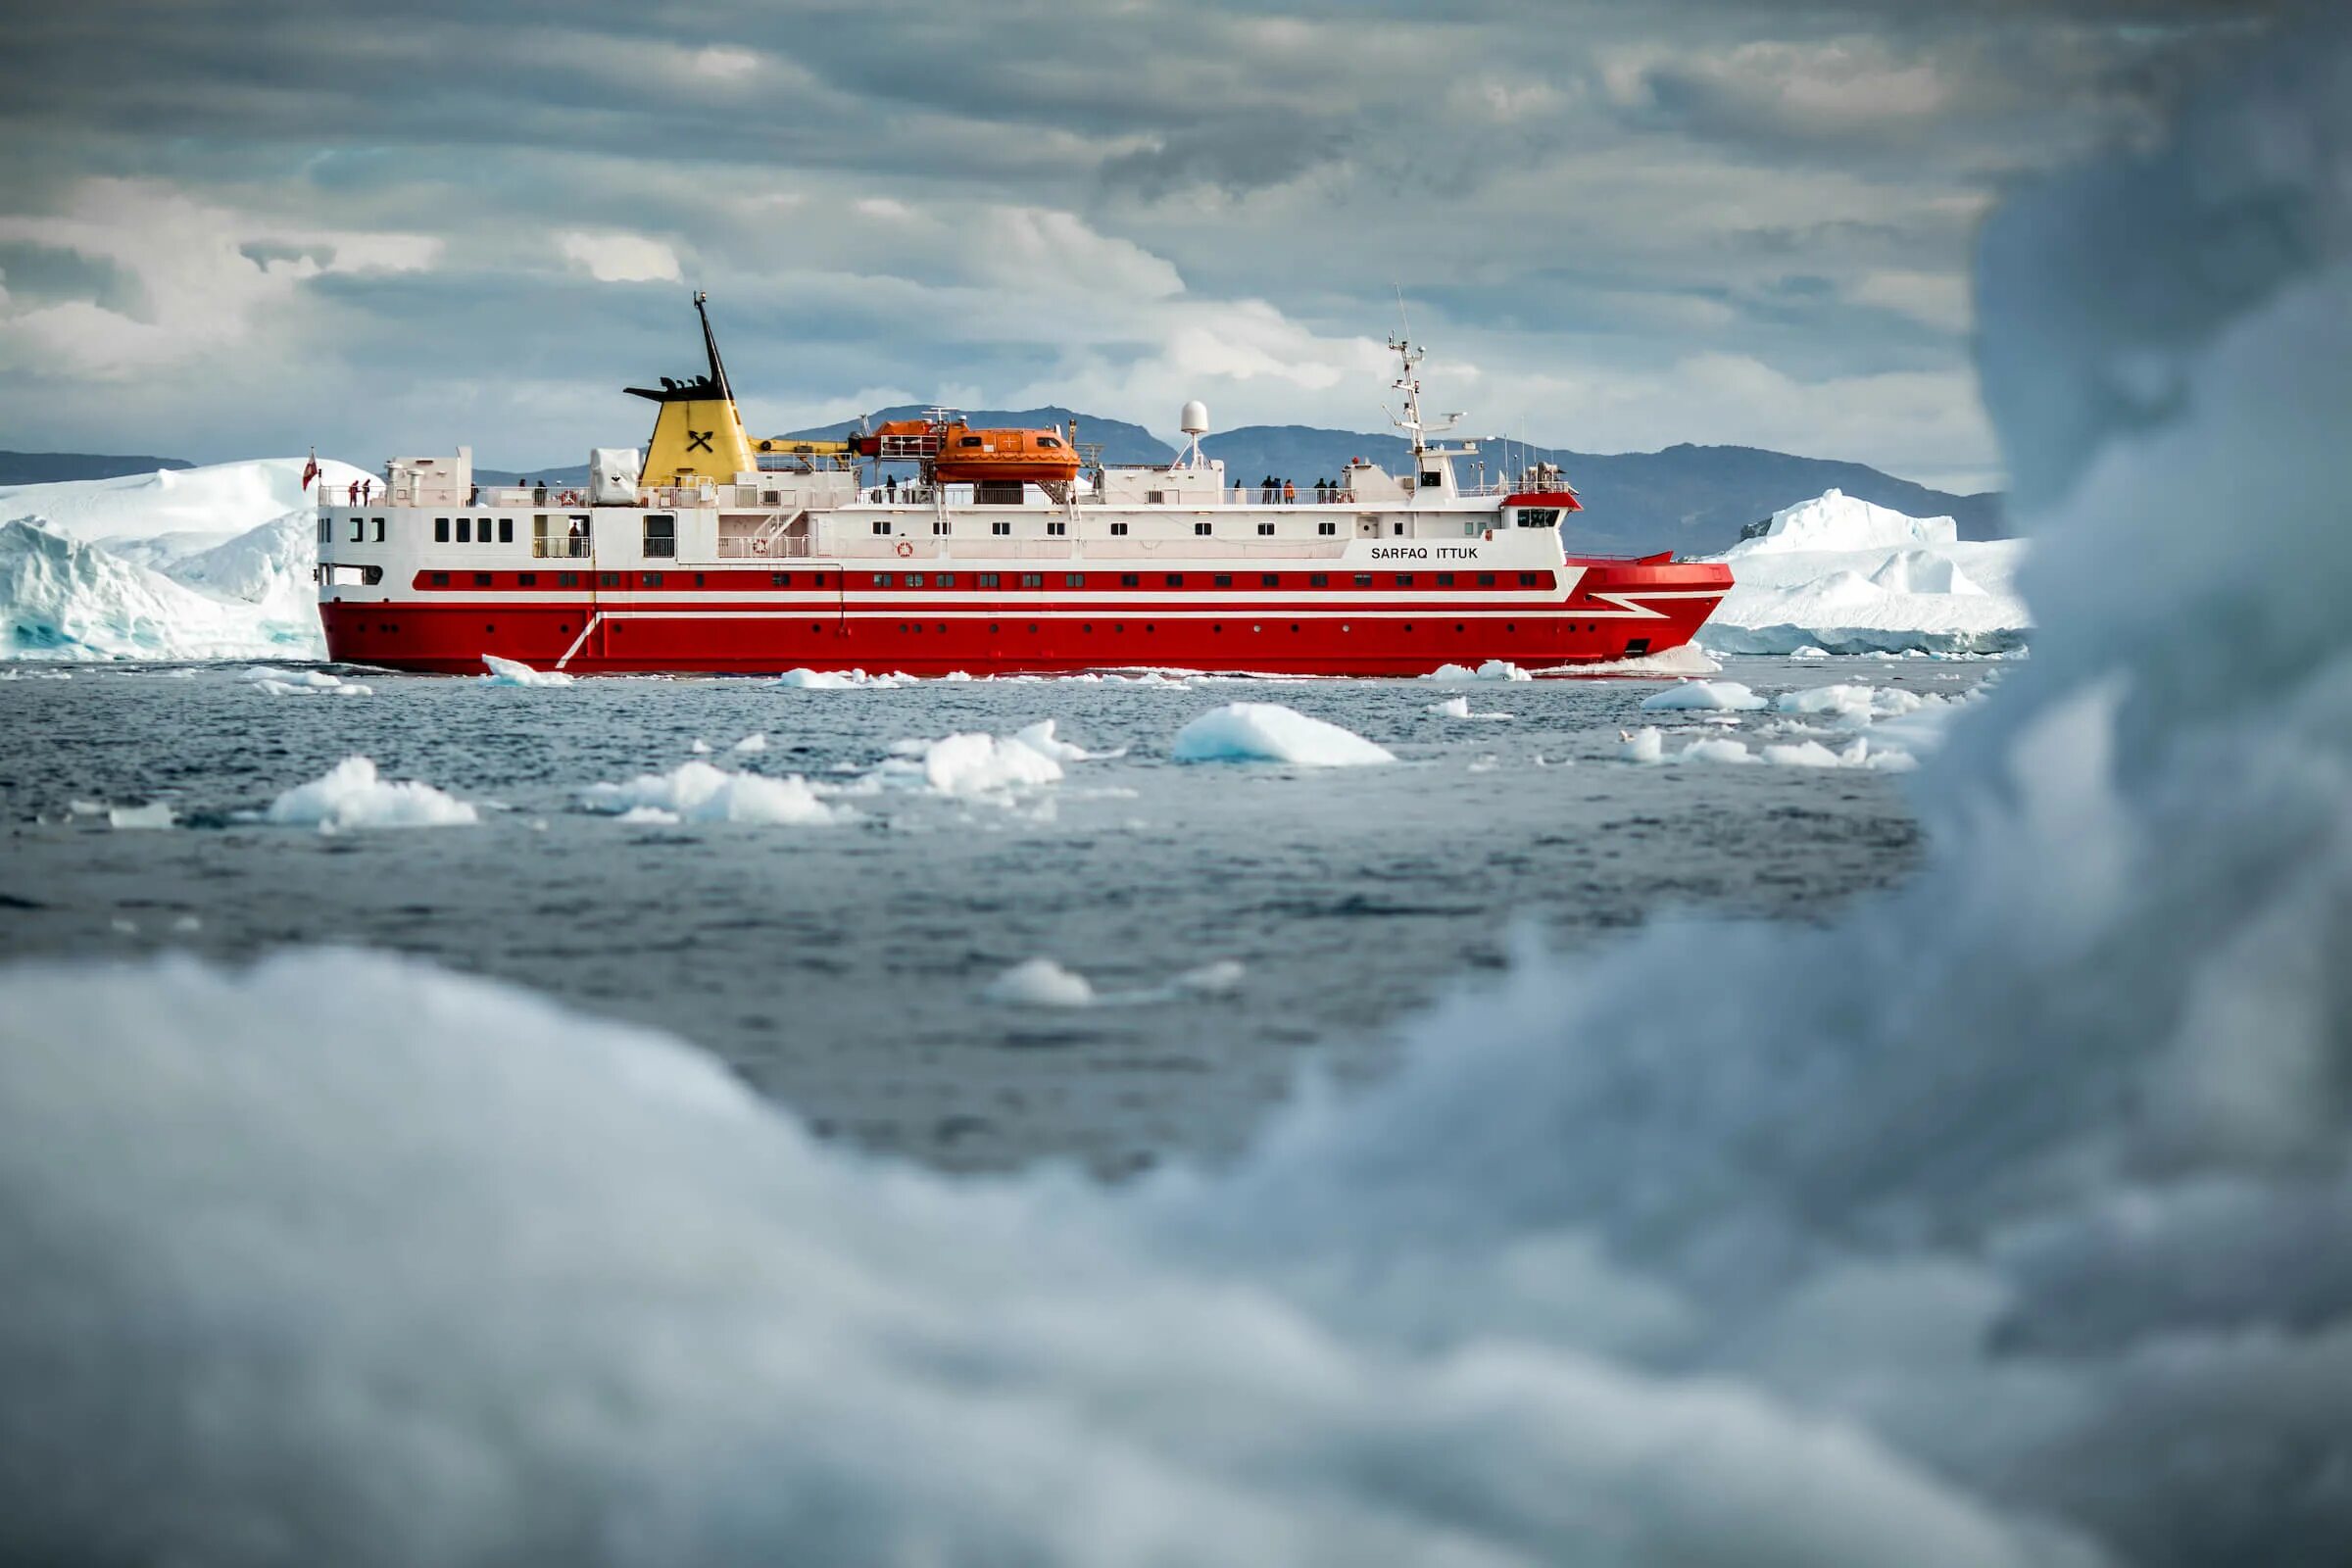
931 422 1082 484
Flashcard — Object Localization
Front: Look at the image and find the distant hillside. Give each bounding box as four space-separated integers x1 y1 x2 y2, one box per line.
0 451 192 487
480 412 2005 557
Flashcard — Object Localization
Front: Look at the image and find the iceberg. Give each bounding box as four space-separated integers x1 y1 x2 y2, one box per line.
1703 489 2031 656
576 760 849 825
262 757 479 830
1171 703 1396 766
481 655 572 688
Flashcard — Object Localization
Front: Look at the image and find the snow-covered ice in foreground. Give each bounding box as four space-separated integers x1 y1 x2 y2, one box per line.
1 41 2349 1564
1171 703 1396 766
262 757 478 830
1638 679 1767 712
481 655 573 688
577 761 849 825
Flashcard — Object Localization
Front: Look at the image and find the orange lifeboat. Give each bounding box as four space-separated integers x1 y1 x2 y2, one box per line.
929 422 1081 484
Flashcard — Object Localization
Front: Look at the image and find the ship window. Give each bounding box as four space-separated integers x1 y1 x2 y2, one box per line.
317 517 328 544
1038 436 1063 449
1194 522 1212 536
1438 573 1455 586
351 517 364 541
871 518 892 535
1396 574 1414 587
1164 574 1184 588
1519 572 1544 586
363 565 383 586
1260 574 1279 587
1020 573 1043 588
1517 507 1561 529
991 520 1011 536
457 517 471 543
560 572 579 587
979 573 1000 588
518 573 537 586
499 518 514 543
906 573 924 587
872 573 892 587
1354 573 1373 587
958 435 984 448
1309 573 1329 587
771 573 791 586
1213 574 1233 587
1065 573 1085 588
1479 573 1496 586
1120 574 1139 587
601 572 621 587
937 573 956 587
642 572 662 587
1256 522 1275 536
933 519 951 534
431 572 449 586
1317 520 1337 536
1109 521 1128 535
1393 521 1405 536
374 518 387 542
473 572 493 587
434 517 451 542
1047 521 1066 536
644 514 676 559
1421 470 1443 488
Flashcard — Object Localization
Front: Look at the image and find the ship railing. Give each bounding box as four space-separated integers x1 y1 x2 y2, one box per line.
841 537 1358 561
716 535 815 559
482 484 596 509
531 536 593 560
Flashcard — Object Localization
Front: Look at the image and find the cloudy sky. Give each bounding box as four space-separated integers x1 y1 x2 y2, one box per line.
0 1 2279 489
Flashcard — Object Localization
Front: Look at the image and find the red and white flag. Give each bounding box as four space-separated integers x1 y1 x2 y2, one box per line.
300 449 320 491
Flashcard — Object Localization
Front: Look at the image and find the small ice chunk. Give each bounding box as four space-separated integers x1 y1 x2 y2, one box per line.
732 733 767 754
1425 695 1512 720
983 957 1097 1007
264 758 479 830
1170 959 1245 997
577 761 848 825
1008 719 1122 762
910 733 1064 796
480 655 572 687
1423 659 1533 683
1622 726 1665 764
1679 737 1759 764
1639 680 1767 712
689 739 712 755
106 802 176 830
1171 703 1395 766
776 667 906 689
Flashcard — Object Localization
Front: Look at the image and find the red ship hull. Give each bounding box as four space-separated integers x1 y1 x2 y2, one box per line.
321 558 1731 676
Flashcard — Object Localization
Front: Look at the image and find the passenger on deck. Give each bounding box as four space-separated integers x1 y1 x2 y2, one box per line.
346 479 359 505
886 474 898 503
1283 479 1297 505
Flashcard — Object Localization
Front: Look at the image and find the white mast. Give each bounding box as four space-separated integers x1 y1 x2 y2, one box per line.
1385 335 1464 461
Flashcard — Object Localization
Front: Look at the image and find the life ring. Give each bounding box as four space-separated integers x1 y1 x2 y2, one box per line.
895 540 914 558
753 538 768 556
559 490 580 506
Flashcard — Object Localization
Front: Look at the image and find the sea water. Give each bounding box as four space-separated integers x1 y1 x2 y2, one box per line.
0 654 1980 1173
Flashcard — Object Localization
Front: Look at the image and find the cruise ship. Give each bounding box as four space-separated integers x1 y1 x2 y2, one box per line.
315 295 1730 675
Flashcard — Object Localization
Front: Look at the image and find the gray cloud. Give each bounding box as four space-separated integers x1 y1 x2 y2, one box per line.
0 0 2298 488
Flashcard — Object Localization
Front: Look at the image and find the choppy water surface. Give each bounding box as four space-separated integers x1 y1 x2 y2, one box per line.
0 656 1987 1172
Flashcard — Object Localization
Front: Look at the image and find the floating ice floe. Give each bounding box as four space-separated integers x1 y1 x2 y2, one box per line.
877 732 1065 797
732 733 767 754
1638 680 1767 712
262 757 479 830
1425 695 1513 720
1566 645 1724 677
105 802 176 830
1423 659 1533 683
480 655 572 688
247 665 371 697
775 667 910 689
1171 703 1396 766
983 956 1248 1007
577 760 850 826
1007 719 1124 762
1621 725 1918 770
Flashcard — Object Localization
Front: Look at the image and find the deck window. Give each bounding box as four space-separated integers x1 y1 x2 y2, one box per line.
1020 573 1044 588
1047 521 1067 537
456 518 471 543
350 517 364 542
979 573 1000 588
906 573 924 587
601 572 621 587
1194 521 1212 536
1317 520 1337 536
872 519 893 535
374 517 386 542
991 520 1012 536
1478 573 1496 586
1213 574 1233 587
1519 572 1545 587
1516 507 1561 529
473 572 493 587
933 519 951 535
434 517 450 542
1354 573 1373 587
560 572 579 587
1260 574 1280 587
1256 522 1275 536
937 573 956 587
1438 573 1455 586
1109 521 1128 535
644 514 676 559
518 573 537 587
1164 574 1185 587
1064 573 1085 588
642 573 662 588
1396 574 1414 587
431 572 449 586
872 573 892 588
498 518 514 543
1120 573 1140 587
1310 573 1329 587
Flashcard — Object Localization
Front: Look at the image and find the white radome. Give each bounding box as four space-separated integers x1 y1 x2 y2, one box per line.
1179 400 1209 436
